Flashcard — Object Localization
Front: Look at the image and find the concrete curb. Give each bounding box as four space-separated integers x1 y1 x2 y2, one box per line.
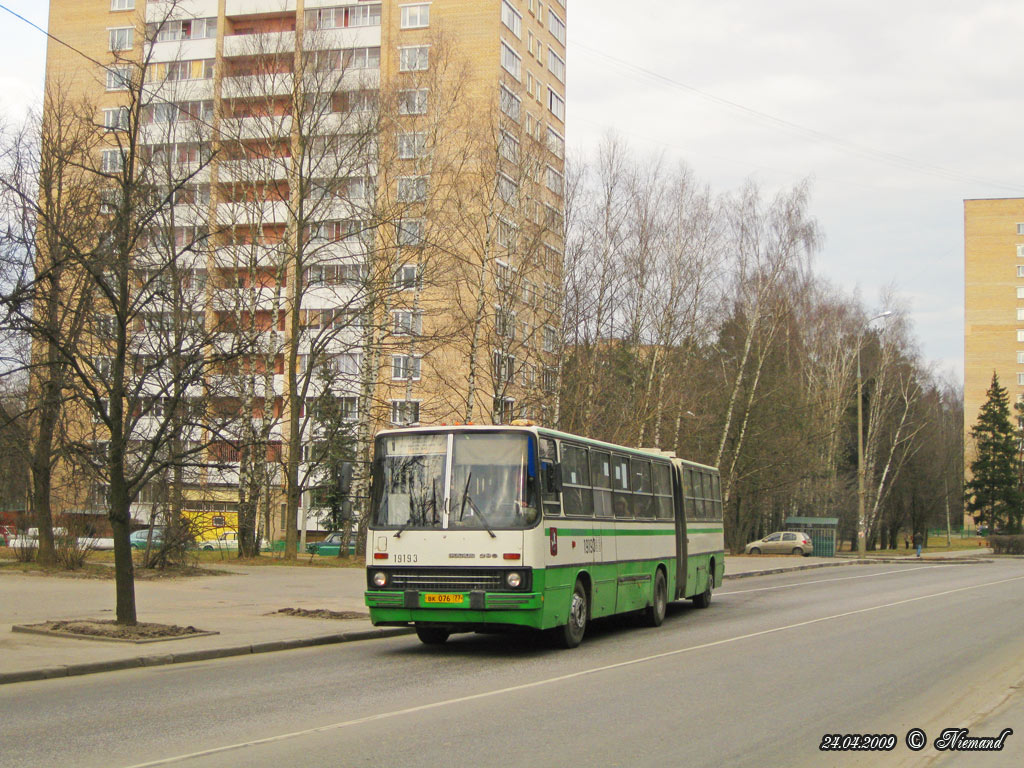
0 626 415 686
724 559 861 580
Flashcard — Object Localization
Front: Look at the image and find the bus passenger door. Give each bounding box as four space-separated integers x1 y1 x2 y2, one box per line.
589 450 616 618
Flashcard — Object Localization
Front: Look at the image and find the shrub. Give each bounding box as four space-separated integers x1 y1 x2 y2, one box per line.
988 535 1024 555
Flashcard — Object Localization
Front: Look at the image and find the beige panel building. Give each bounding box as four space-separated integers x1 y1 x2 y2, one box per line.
964 198 1024 528
41 0 566 539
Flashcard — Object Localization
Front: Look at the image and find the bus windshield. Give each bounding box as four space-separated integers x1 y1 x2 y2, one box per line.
372 432 539 530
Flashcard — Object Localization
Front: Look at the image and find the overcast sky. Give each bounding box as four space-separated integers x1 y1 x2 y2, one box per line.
3 0 1022 382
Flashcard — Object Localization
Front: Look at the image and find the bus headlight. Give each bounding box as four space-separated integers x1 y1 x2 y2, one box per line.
373 571 388 588
506 571 522 589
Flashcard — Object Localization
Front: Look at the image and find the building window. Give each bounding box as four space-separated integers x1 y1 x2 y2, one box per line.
1017 287 1024 300
103 107 129 131
547 126 565 159
543 325 558 353
1018 309 1024 322
501 41 522 80
392 355 422 381
394 264 421 290
497 173 517 204
393 311 423 335
391 400 421 425
493 396 515 425
1017 244 1024 258
101 149 125 173
397 176 428 203
495 307 516 339
501 0 522 38
1017 373 1024 386
111 0 135 10
398 89 428 115
1018 223 1024 235
548 48 566 83
106 65 131 91
547 87 565 121
400 4 430 29
497 218 518 251
1017 329 1024 342
499 130 519 163
1017 352 1024 364
500 85 521 122
397 131 426 159
492 351 516 383
546 165 563 195
548 9 566 45
109 27 134 51
399 45 429 72
397 219 425 247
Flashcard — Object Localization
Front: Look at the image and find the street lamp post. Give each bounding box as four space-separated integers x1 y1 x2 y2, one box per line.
857 311 893 559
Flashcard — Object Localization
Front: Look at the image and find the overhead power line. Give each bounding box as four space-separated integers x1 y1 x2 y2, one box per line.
572 40 1024 195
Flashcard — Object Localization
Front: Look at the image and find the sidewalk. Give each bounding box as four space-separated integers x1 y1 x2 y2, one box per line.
0 549 991 685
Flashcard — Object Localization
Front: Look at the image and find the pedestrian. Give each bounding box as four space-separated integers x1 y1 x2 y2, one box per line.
904 534 909 550
913 530 923 558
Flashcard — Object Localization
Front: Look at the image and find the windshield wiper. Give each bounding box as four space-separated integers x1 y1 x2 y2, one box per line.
459 472 496 539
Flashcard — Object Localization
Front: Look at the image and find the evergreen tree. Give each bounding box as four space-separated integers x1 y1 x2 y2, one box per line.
966 373 1021 532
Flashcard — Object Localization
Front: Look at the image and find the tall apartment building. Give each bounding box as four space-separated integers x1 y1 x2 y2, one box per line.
964 198 1024 527
41 0 566 539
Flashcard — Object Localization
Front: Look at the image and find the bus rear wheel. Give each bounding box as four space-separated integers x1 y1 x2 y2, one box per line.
415 625 450 645
559 580 588 648
693 566 713 609
644 569 667 627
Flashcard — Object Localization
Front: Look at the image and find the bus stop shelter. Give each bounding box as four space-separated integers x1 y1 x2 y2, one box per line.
784 516 838 557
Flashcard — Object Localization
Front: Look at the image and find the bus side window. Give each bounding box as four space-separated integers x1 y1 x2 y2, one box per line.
630 459 653 518
561 444 593 517
612 455 631 518
540 438 561 517
591 451 612 518
652 462 673 520
711 473 722 520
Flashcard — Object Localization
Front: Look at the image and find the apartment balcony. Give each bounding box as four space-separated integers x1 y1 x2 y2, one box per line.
222 73 295 100
139 121 214 147
146 37 217 64
223 30 296 59
304 26 382 51
225 0 297 18
219 114 293 141
216 200 291 227
147 0 220 23
142 78 215 103
210 244 288 270
217 158 291 183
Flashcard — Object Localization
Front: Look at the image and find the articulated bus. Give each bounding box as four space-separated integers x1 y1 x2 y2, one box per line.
364 424 724 647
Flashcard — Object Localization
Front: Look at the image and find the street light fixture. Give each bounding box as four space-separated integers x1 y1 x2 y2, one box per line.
857 311 893 559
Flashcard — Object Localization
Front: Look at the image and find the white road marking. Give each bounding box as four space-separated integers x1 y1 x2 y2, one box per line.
122 572 1024 768
718 564 964 595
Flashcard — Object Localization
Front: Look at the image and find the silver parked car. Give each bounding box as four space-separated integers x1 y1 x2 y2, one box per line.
745 531 813 556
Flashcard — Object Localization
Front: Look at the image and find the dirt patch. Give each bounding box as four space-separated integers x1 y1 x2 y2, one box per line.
0 558 224 580
272 608 369 620
14 619 217 643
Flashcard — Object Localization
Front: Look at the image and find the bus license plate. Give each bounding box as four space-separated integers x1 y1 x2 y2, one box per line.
424 593 464 604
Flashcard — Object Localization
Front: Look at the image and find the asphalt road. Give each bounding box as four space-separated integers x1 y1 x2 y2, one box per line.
4 561 1023 768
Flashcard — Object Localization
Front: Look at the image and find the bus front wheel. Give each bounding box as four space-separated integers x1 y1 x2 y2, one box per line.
560 580 588 648
415 625 450 645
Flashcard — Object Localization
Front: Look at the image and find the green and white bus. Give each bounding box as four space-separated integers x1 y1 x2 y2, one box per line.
364 424 724 647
